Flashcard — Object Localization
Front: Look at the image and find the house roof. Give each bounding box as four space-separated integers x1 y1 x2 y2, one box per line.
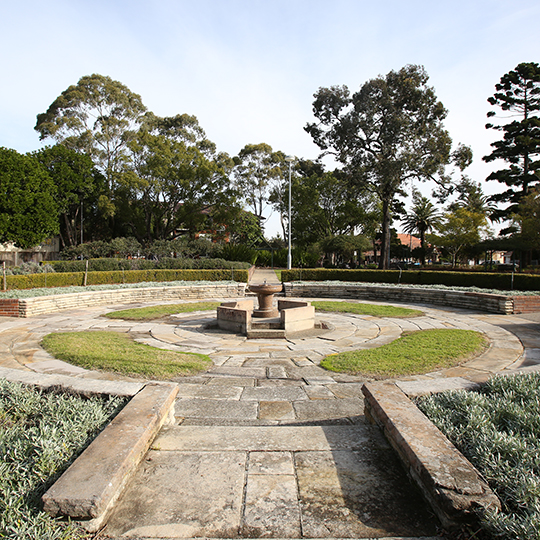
397 234 421 249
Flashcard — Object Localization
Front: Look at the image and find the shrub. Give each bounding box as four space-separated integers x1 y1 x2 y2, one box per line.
4 262 55 276
5 268 249 290
0 379 126 539
218 244 259 265
281 268 540 292
416 373 540 540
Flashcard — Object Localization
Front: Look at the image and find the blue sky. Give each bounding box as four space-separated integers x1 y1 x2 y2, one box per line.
1 0 539 235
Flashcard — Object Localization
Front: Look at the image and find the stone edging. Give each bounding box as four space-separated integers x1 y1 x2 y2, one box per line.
0 367 178 532
362 381 500 529
0 282 246 317
284 281 540 314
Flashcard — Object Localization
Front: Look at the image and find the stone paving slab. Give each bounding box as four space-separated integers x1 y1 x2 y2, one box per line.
241 386 308 402
293 398 364 422
174 398 258 420
154 425 376 452
103 450 247 538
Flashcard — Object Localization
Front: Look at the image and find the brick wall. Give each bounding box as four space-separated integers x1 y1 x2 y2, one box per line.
0 299 20 317
512 296 540 313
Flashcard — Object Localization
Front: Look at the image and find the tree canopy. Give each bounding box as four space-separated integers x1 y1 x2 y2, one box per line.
305 64 461 269
483 62 540 220
35 74 148 192
0 148 59 248
233 143 285 230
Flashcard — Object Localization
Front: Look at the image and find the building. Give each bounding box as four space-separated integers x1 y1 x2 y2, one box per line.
0 238 61 266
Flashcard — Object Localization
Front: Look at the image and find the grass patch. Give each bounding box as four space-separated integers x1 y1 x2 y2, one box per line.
41 331 212 379
416 373 540 540
0 379 126 539
105 301 220 320
320 329 487 377
312 300 423 318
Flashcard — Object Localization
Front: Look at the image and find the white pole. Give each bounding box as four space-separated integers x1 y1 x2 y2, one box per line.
286 156 294 270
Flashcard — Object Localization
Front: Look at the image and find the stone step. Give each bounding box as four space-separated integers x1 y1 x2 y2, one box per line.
251 316 282 329
154 424 374 451
103 424 440 539
246 328 286 339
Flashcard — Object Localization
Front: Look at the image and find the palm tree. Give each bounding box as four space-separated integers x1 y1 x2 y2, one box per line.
450 179 496 217
402 192 442 265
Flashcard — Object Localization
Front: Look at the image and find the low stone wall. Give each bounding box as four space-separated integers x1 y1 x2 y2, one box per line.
362 382 500 529
0 283 246 318
283 281 538 314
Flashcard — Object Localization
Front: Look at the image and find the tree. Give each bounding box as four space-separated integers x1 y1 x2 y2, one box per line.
279 165 378 249
123 130 238 241
32 145 101 248
402 191 442 264
233 143 285 230
450 177 496 216
0 148 59 248
35 74 148 193
306 65 461 269
483 62 540 220
429 208 489 267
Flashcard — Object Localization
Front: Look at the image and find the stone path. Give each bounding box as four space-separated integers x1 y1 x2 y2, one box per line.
1 269 540 538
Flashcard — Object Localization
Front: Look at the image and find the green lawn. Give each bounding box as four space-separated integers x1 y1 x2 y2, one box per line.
104 301 220 320
321 329 487 377
41 331 212 379
313 300 423 318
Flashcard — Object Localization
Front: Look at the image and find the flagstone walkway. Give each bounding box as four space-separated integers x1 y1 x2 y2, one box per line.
1 269 539 538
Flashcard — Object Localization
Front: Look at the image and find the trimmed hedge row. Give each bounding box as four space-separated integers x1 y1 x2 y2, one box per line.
281 268 540 292
5 268 249 290
50 258 251 273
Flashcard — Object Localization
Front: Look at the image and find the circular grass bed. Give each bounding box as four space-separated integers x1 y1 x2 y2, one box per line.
320 329 488 378
41 331 212 379
312 300 423 318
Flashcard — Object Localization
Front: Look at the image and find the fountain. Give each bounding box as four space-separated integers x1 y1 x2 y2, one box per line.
216 280 316 338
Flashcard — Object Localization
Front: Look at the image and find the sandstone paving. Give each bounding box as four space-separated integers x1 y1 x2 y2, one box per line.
3 286 540 538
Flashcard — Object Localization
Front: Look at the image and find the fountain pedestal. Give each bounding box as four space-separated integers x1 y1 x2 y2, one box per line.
248 282 282 318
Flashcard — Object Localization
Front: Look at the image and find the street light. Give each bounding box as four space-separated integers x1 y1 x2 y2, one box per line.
285 155 294 270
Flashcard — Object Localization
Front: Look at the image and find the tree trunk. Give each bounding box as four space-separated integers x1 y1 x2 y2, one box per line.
378 199 391 269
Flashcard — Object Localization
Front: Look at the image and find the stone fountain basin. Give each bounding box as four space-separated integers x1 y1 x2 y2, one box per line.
216 298 315 338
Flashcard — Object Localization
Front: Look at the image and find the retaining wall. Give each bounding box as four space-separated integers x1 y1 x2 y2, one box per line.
0 283 246 317
283 281 539 314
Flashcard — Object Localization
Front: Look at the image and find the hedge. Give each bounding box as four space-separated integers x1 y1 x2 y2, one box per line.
5 268 249 291
281 268 540 292
49 258 251 273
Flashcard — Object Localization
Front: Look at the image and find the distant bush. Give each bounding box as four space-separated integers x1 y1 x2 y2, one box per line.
50 258 250 273
218 244 259 265
5 262 56 275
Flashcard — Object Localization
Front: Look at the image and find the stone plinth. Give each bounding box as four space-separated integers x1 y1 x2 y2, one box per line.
249 283 282 318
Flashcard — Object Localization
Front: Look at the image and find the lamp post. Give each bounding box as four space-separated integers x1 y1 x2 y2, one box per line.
285 155 294 270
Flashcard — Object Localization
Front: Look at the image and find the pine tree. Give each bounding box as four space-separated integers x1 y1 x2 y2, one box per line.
483 62 540 220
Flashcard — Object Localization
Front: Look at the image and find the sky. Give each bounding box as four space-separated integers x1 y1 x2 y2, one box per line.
1 0 539 237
